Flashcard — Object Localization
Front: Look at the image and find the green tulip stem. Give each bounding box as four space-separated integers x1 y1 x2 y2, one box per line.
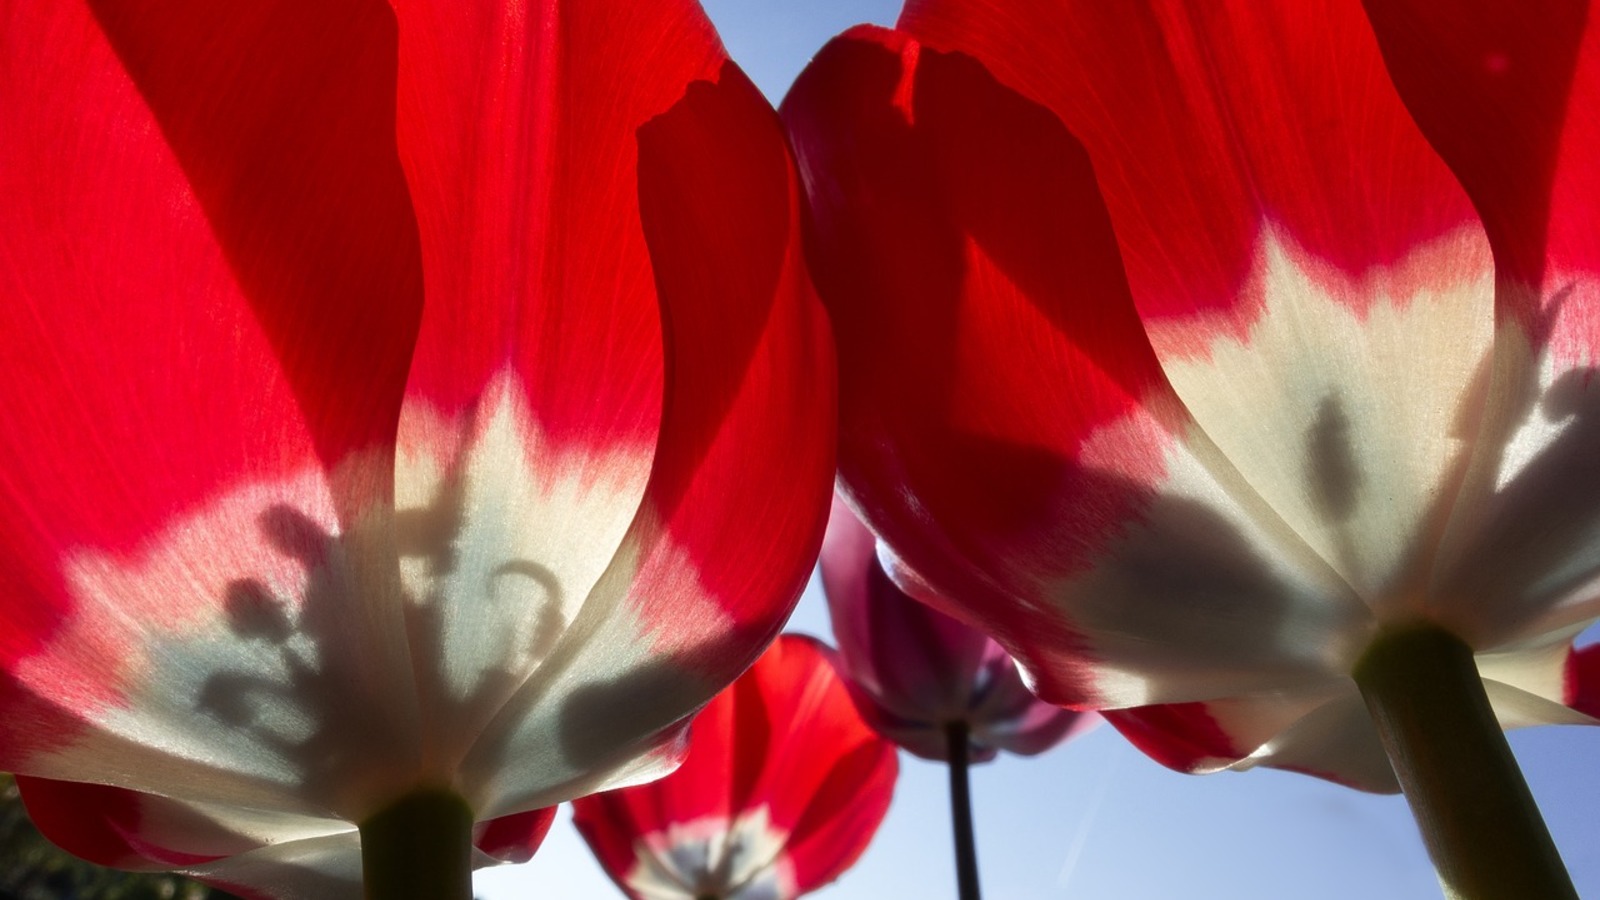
359 787 475 900
945 721 982 900
1352 623 1575 899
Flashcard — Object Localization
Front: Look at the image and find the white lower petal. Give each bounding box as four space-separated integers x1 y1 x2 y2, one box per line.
458 505 720 815
394 371 655 776
1432 290 1600 648
19 451 420 817
1050 405 1367 706
1157 223 1494 617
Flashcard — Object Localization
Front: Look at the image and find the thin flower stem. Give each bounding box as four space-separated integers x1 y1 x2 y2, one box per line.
359 787 475 900
1352 624 1575 900
945 721 982 900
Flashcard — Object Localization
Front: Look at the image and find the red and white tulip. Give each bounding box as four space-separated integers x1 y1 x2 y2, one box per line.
572 635 897 900
781 0 1600 792
0 0 832 893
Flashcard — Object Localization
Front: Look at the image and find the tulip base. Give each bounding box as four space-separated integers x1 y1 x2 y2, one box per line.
359 787 475 900
1352 624 1575 900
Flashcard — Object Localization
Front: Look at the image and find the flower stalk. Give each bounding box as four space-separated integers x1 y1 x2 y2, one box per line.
944 721 981 900
1353 624 1575 899
359 788 475 900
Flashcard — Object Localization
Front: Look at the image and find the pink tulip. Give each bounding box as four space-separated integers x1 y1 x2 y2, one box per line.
821 497 1093 763
572 634 897 900
0 0 833 895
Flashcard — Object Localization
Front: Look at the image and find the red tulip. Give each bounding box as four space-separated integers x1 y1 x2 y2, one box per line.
782 0 1600 892
821 497 1094 763
783 0 1599 792
0 0 832 895
572 634 896 900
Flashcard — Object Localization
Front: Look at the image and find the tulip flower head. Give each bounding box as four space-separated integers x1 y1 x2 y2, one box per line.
821 497 1094 763
783 0 1600 892
784 0 1600 793
0 0 833 895
572 634 897 900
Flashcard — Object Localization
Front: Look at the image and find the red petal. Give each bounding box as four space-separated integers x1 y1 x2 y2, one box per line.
389 2 724 755
472 806 558 865
612 61 834 675
1565 643 1600 718
20 774 556 893
1102 703 1244 778
1104 692 1400 793
18 777 231 870
392 0 726 452
1364 1 1600 304
363 4 827 821
387 1 831 772
782 27 1182 706
0 0 420 763
737 637 896 892
901 0 1481 333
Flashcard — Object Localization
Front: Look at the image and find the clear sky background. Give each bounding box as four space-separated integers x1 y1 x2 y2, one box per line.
479 3 1600 898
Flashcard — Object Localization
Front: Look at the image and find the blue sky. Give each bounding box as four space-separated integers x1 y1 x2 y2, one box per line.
479 3 1600 897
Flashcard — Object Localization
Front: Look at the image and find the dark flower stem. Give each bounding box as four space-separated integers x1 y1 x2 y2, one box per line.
1353 624 1576 899
945 721 982 900
359 787 475 900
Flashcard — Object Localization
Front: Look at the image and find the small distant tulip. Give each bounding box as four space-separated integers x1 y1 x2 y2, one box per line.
572 635 897 900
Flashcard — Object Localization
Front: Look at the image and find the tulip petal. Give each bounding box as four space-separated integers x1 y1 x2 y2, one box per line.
18 776 355 898
17 776 556 898
0 0 424 804
1255 663 1597 793
1362 2 1600 649
901 0 1485 308
177 835 364 900
784 26 1363 708
385 0 708 772
471 806 559 865
19 777 314 872
431 52 832 814
1362 0 1600 303
391 0 717 449
1568 643 1600 718
739 639 896 894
